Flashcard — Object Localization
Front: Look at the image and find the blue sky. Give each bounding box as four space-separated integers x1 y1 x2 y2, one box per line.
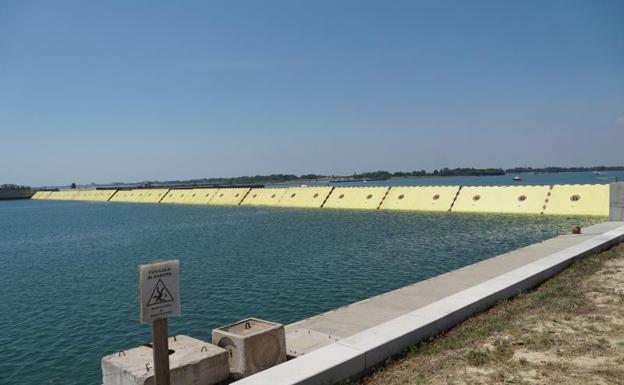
1 0 623 186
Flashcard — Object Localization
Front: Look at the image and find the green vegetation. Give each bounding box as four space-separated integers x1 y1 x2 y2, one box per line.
0 184 31 190
506 165 624 174
349 243 624 385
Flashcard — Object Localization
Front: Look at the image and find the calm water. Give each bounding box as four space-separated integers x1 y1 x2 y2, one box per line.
0 199 602 385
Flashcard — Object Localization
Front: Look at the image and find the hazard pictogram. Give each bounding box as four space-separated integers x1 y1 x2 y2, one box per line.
146 279 175 306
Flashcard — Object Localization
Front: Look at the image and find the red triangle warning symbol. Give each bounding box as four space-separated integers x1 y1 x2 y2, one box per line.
146 279 175 306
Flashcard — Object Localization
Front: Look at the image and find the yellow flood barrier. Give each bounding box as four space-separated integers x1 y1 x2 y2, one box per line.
161 189 194 204
68 190 116 201
186 188 220 204
109 190 133 202
46 190 78 200
108 189 168 203
452 186 550 214
322 187 389 210
240 188 288 206
93 190 117 201
71 191 95 201
31 191 52 199
379 186 460 211
542 184 609 216
277 186 333 208
40 191 54 199
208 188 250 205
137 189 169 203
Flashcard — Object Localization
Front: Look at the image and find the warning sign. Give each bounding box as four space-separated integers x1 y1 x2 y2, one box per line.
139 260 181 324
146 279 175 306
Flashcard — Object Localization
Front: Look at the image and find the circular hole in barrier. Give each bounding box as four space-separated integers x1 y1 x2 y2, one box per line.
220 193 224 197
518 195 527 202
180 194 184 198
570 194 581 202
192 193 196 197
366 194 373 199
338 194 345 199
432 194 440 200
235 193 239 197
205 194 210 197
291 193 296 198
398 194 405 200
271 194 276 198
473 195 481 201
313 193 319 198
253 194 257 198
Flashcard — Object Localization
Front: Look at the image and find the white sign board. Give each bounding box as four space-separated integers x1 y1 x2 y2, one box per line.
139 260 181 324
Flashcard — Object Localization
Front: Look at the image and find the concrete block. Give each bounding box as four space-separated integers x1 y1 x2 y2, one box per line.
610 182 624 221
101 335 229 385
233 343 365 385
212 318 286 379
337 313 432 369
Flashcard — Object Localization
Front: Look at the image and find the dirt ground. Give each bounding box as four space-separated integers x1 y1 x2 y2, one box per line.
356 244 624 385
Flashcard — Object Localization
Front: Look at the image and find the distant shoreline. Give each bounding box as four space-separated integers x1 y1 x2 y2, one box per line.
23 166 624 190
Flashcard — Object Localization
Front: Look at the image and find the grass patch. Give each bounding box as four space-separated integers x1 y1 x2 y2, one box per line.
359 243 624 385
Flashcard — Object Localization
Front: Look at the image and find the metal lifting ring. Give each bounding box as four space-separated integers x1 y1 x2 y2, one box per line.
201 346 208 352
244 321 251 330
146 363 151 372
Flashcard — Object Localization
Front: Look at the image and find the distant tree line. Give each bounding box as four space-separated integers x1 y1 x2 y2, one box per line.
141 173 326 187
0 184 31 190
505 166 624 174
106 165 624 188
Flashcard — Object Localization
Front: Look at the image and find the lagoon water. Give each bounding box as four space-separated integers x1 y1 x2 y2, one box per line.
1 199 602 385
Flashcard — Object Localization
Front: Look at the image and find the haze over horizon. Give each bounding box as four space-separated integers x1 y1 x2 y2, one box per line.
1 0 623 186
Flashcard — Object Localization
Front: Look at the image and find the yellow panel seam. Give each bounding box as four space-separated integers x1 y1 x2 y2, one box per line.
449 186 462 211
376 187 391 209
237 188 252 205
320 186 336 208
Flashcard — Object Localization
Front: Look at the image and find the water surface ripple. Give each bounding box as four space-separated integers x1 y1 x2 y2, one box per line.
0 200 601 385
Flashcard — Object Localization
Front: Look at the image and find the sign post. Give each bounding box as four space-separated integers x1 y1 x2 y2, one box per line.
139 260 181 385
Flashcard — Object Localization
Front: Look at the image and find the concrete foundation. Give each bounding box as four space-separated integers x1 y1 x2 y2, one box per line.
101 335 229 385
212 318 286 379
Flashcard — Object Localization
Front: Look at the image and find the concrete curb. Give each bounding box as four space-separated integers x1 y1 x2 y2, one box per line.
234 224 624 385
